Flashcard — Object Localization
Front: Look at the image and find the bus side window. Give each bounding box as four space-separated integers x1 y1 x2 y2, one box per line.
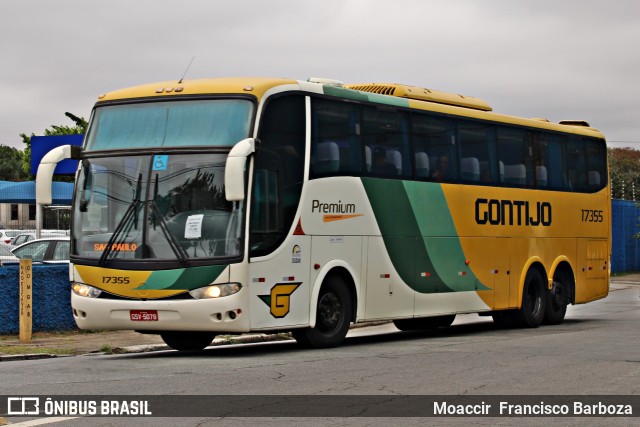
536 133 567 190
566 138 587 192
458 120 493 184
363 107 411 178
311 98 361 177
313 141 340 174
586 137 607 192
411 113 455 181
497 127 527 187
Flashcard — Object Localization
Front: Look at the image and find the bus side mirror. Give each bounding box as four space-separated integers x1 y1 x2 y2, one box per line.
36 145 82 205
225 138 255 201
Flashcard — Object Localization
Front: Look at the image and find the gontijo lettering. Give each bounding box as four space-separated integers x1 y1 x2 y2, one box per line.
475 198 552 226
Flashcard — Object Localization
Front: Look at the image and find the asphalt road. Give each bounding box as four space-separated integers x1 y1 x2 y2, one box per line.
0 282 637 426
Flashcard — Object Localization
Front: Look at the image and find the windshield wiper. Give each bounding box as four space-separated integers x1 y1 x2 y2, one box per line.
99 173 142 266
150 173 189 265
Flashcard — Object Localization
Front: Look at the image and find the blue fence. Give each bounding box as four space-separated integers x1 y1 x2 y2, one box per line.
612 199 640 274
0 264 75 334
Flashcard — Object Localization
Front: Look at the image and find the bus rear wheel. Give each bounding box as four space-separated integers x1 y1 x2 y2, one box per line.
292 276 352 348
544 269 570 325
513 268 546 328
394 314 456 331
492 268 546 328
160 331 216 351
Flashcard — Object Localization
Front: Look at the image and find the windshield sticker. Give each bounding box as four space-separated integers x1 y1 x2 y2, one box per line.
152 155 169 171
185 214 204 239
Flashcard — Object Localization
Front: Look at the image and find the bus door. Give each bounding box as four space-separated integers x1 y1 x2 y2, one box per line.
248 238 312 330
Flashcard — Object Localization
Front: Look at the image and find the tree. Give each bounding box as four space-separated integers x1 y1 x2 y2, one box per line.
0 145 28 181
21 112 87 179
608 147 640 200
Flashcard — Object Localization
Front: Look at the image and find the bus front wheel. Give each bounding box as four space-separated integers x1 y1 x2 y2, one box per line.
160 331 216 351
292 276 352 348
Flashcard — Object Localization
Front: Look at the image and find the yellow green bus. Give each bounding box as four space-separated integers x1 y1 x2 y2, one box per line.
67 77 610 350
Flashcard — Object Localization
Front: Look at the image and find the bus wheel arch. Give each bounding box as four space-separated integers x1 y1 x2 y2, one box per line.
544 260 574 325
293 265 357 348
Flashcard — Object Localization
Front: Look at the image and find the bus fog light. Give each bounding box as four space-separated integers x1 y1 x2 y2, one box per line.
189 283 242 299
72 282 102 298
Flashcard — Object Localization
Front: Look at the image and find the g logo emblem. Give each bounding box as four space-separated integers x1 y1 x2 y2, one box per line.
258 283 301 318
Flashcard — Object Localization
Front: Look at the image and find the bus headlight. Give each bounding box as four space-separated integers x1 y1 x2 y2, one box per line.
72 282 102 298
189 283 242 299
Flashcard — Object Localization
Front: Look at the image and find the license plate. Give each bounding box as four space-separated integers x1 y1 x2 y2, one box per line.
130 310 158 321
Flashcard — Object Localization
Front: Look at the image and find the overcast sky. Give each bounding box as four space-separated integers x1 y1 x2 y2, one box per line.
1 0 638 149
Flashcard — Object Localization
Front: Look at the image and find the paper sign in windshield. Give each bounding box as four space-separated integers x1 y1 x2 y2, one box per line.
185 214 204 239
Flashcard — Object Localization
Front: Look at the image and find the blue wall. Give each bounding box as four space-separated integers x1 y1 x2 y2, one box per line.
611 199 640 274
0 264 75 334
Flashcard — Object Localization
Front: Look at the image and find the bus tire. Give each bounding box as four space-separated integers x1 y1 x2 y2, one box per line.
292 275 352 348
514 268 546 328
544 269 570 325
160 331 216 351
394 314 456 331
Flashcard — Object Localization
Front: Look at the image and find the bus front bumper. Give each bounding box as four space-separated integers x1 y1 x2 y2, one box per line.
71 290 251 333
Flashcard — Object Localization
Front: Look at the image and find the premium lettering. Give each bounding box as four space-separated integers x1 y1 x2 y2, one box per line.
312 199 356 214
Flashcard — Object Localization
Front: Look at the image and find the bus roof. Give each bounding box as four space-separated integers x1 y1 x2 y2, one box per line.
96 77 298 103
96 77 605 140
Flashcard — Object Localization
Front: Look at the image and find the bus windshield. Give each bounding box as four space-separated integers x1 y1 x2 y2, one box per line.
85 99 253 151
72 152 244 263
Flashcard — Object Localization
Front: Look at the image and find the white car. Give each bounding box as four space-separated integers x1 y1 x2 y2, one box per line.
0 229 21 245
8 232 36 249
0 244 19 265
11 237 70 263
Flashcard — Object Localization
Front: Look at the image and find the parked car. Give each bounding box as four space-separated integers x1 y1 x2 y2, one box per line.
0 244 19 265
11 237 70 263
0 229 22 245
8 232 36 249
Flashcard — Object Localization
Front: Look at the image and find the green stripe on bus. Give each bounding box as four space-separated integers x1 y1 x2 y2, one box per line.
323 86 411 108
361 178 488 293
138 264 228 290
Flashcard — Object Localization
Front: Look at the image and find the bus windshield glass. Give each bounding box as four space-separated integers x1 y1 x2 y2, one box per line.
72 153 244 263
85 99 253 151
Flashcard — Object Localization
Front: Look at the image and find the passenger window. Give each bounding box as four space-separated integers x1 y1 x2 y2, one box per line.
497 128 528 186
363 107 411 178
566 138 587 192
532 132 567 190
459 121 493 183
412 114 456 182
311 99 361 176
585 137 607 191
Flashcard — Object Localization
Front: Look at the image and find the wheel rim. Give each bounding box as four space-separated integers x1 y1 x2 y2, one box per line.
317 292 342 333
